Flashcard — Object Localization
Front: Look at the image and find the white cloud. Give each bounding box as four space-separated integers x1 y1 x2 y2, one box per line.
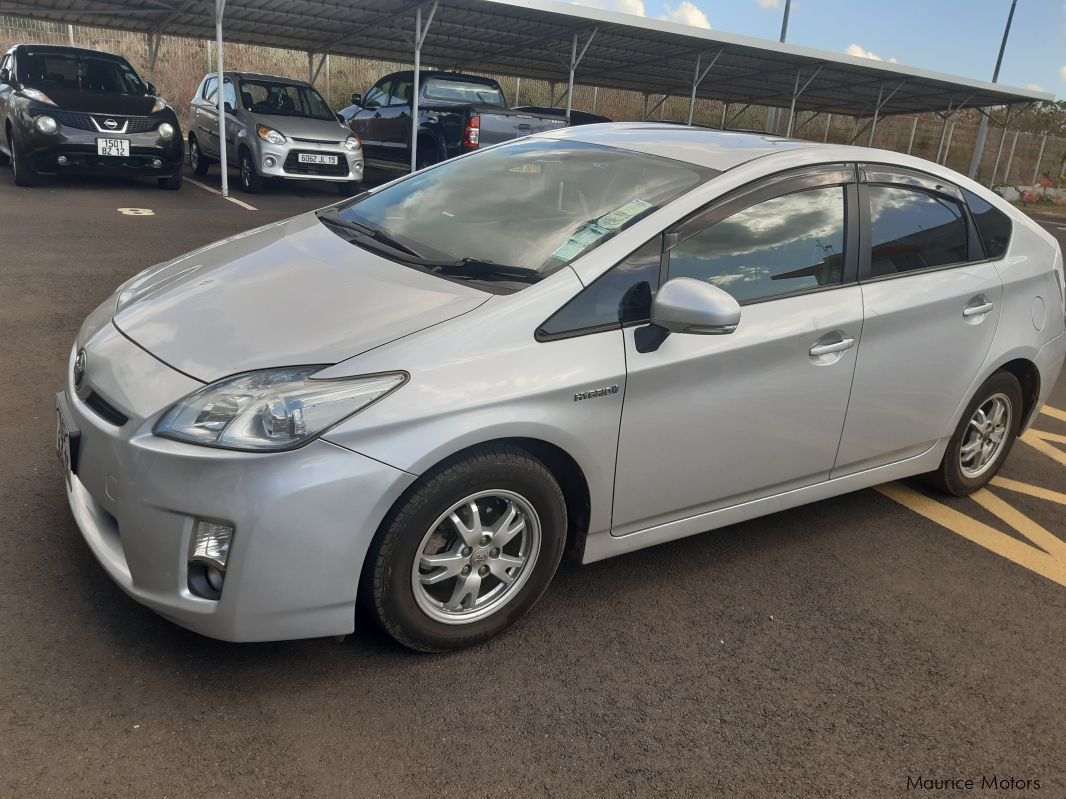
845 43 897 63
1060 65 1066 81
573 0 646 15
1027 83 1044 92
757 0 781 8
661 1 712 28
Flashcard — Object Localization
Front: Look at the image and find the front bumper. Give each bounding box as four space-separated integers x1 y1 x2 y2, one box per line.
24 120 183 177
253 139 363 183
59 324 414 641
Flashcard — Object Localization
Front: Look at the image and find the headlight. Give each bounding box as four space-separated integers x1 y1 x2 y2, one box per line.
344 135 360 151
257 125 286 145
21 87 56 106
157 122 175 139
154 367 407 451
35 115 58 134
151 97 167 113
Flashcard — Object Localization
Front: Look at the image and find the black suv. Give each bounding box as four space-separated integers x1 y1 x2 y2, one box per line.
0 44 183 188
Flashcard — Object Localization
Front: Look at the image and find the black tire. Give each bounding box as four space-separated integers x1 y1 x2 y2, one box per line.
925 371 1024 496
336 180 362 197
157 170 183 190
0 138 9 166
238 149 263 193
361 444 567 652
189 136 209 176
10 132 36 187
415 140 437 171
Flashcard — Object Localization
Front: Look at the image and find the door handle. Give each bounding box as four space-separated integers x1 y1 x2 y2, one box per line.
373 112 382 118
809 336 856 357
963 301 994 317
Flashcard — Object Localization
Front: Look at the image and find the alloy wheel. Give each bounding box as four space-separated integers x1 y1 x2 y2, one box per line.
959 392 1012 478
411 490 541 625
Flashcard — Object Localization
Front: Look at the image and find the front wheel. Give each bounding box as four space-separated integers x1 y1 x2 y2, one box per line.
925 371 1023 496
10 134 36 187
361 444 567 652
238 150 263 193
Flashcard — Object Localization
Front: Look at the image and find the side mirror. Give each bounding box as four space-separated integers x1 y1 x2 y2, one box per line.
146 81 157 95
0 67 11 85
336 112 345 123
350 93 361 107
224 101 234 115
652 278 740 335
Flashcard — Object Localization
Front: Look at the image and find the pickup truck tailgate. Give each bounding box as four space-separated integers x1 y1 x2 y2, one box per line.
478 111 567 146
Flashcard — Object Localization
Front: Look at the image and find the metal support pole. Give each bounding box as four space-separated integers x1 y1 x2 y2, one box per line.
1003 131 1019 185
868 84 884 146
325 54 331 108
941 121 956 165
989 124 1007 186
644 94 668 120
906 115 918 154
308 52 313 84
515 77 522 106
215 0 228 197
969 0 1017 178
721 102 728 129
565 28 597 124
411 2 438 173
206 39 212 71
591 86 598 114
785 65 823 137
67 24 74 45
935 103 953 163
823 113 832 142
549 82 556 108
1031 134 1047 185
642 93 649 120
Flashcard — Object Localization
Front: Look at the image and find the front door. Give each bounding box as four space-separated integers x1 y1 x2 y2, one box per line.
612 169 863 535
832 168 1003 475
348 76 394 162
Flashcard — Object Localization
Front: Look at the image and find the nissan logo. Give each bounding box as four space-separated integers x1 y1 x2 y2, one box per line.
103 118 118 129
73 349 87 392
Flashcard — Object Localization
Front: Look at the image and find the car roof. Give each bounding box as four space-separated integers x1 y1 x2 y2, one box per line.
540 123 822 171
12 44 128 61
226 72 312 86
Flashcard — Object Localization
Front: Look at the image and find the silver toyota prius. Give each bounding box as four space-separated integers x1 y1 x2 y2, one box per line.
57 124 1066 651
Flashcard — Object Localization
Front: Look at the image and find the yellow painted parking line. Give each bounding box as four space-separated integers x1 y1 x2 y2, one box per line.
1020 429 1066 467
1041 404 1066 423
971 488 1066 559
990 476 1066 506
875 483 1066 588
186 178 258 211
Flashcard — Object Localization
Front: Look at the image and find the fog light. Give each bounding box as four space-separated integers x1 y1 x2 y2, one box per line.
263 155 276 168
205 566 225 593
190 520 233 571
151 157 163 168
57 155 68 165
35 115 58 134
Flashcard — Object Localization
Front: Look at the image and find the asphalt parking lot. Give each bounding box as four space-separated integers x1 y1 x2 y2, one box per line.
1 164 1064 799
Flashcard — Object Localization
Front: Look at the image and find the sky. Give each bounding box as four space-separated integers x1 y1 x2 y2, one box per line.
567 0 1065 99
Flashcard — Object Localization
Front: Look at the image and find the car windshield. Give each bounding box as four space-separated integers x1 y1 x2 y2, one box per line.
320 139 717 291
19 51 146 95
423 77 506 106
238 79 334 120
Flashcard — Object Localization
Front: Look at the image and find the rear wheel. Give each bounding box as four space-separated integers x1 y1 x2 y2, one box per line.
189 136 209 176
239 149 263 193
361 445 567 652
925 371 1023 496
415 139 438 171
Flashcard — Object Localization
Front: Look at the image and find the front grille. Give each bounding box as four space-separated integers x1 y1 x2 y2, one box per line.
85 391 129 426
283 150 349 177
47 110 160 134
291 137 342 144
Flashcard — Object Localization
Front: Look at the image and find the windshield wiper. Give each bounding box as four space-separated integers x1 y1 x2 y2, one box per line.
317 210 422 258
419 258 544 284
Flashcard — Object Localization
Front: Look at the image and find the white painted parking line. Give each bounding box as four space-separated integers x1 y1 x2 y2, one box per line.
117 208 155 216
186 178 258 211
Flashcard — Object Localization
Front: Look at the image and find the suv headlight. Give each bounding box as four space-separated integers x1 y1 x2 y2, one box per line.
257 125 286 145
157 122 175 139
344 135 360 150
21 87 56 106
154 367 406 451
151 97 167 113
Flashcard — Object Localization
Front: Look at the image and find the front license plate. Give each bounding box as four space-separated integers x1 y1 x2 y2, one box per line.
96 137 130 157
298 153 338 165
55 393 80 487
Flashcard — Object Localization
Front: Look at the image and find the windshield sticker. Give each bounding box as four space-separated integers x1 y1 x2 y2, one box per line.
550 199 653 262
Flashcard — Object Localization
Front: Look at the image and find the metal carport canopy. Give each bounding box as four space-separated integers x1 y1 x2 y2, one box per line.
7 0 1053 192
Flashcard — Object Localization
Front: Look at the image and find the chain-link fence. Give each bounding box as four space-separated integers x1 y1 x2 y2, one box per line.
4 15 1064 189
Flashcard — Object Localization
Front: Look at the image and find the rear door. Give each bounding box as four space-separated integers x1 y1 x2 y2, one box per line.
612 166 863 535
832 166 1003 476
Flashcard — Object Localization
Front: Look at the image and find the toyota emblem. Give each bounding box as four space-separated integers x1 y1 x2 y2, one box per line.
104 118 118 129
73 349 87 391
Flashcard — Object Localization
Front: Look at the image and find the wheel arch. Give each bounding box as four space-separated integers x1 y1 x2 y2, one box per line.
995 357 1041 429
416 127 446 163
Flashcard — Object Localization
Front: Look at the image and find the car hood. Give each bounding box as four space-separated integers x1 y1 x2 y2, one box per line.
246 113 353 142
36 87 159 115
113 213 489 382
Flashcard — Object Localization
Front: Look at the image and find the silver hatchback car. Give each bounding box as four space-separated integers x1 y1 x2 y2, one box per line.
58 125 1065 651
188 71 363 195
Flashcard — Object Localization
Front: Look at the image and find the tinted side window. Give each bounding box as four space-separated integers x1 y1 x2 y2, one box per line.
362 78 391 107
668 186 846 303
963 189 1012 260
202 76 217 101
537 237 662 339
869 186 967 276
388 77 414 105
